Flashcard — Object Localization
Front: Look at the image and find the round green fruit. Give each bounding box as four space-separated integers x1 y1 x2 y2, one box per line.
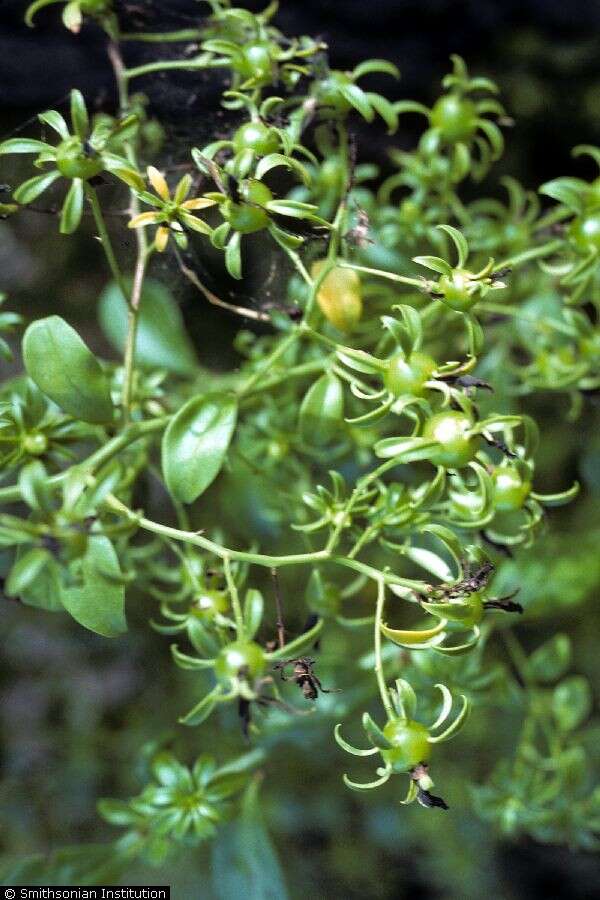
381 718 431 772
423 411 475 468
430 95 478 143
437 270 478 312
384 351 436 397
492 467 531 511
56 137 103 180
215 641 266 682
194 590 229 620
233 121 279 156
224 179 272 234
568 211 600 252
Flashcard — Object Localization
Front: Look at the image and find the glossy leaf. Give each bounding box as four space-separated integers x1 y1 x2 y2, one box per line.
243 588 264 640
380 618 447 647
162 393 238 503
61 535 127 637
298 372 344 446
23 316 113 423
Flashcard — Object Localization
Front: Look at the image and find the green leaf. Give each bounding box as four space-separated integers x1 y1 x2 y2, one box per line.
353 59 400 80
18 555 63 612
413 255 452 276
362 712 392 749
298 372 344 446
438 224 469 268
151 752 194 790
162 393 238 503
18 460 53 512
211 779 289 900
539 177 587 213
61 535 127 637
5 547 51 597
13 170 61 204
337 82 374 121
374 436 438 462
98 277 198 376
60 178 84 234
243 588 264 640
365 92 398 134
268 616 323 661
38 110 70 139
179 686 221 726
0 137 50 154
255 153 310 185
23 315 113 423
528 634 571 683
225 231 242 280
552 677 591 731
70 90 89 140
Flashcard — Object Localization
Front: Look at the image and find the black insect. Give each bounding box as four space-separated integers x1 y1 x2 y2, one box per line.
438 559 495 599
416 785 449 810
490 266 512 284
481 431 518 459
444 374 493 393
273 656 339 701
432 559 523 615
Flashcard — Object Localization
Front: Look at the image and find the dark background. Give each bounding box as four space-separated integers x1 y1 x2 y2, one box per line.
1 2 600 898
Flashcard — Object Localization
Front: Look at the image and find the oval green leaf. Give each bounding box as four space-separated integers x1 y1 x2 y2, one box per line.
298 372 343 446
61 535 127 637
162 393 238 503
23 316 113 423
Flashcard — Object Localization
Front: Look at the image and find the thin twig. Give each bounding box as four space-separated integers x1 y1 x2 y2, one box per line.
173 247 272 323
271 568 286 650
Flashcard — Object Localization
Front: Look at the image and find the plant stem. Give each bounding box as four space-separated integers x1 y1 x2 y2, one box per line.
120 30 204 42
125 58 226 81
337 261 425 289
238 330 299 395
86 186 128 299
374 578 394 718
494 239 563 272
271 569 286 649
107 38 150 421
102 495 430 593
224 556 245 639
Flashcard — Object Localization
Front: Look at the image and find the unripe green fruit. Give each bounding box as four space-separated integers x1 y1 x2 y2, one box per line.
224 179 272 234
423 411 475 468
194 590 229 620
384 351 436 397
233 121 279 156
215 641 266 682
430 95 478 143
56 137 103 180
493 467 532 511
437 270 479 312
234 42 274 82
23 432 48 455
381 718 431 772
568 211 600 252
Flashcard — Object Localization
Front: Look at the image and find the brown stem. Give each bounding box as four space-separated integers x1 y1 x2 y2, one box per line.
271 568 286 650
173 248 271 323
